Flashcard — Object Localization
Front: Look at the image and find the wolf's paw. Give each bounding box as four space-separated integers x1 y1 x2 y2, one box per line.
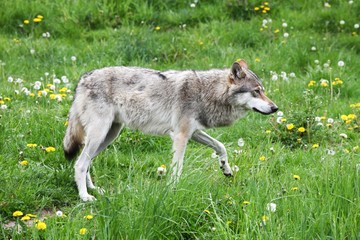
80 193 97 202
223 171 234 177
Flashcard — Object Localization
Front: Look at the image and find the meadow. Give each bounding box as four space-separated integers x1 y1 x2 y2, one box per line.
0 0 359 239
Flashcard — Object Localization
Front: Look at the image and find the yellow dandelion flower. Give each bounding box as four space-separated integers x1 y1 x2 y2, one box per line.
79 228 87 235
26 214 37 218
307 80 316 87
264 2 269 5
255 58 260 62
243 201 250 205
226 220 232 225
198 40 204 45
20 160 29 166
343 149 350 153
262 215 269 222
312 143 319 148
29 93 35 97
21 215 31 221
281 118 287 123
24 19 30 24
286 123 294 130
59 87 68 93
33 18 42 23
291 187 299 191
45 146 56 152
353 146 359 151
27 143 38 148
320 82 328 87
341 115 348 121
155 26 161 31
37 15 44 19
35 221 46 230
13 211 24 217
203 209 210 215
347 114 356 119
297 127 305 133
297 138 302 143
262 10 267 13
254 7 260 11
326 123 332 128
264 7 270 11
4 97 11 101
84 215 93 220
293 175 300 180
265 130 271 134
259 155 266 161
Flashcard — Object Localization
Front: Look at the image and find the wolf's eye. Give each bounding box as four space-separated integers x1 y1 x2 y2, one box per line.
254 89 261 95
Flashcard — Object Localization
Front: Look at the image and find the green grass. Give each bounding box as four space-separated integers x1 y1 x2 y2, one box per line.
1 0 360 239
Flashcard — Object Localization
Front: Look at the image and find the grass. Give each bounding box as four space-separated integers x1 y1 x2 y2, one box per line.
0 0 359 239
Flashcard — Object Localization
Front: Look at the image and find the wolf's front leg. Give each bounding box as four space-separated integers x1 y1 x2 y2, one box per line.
191 130 233 177
170 130 191 183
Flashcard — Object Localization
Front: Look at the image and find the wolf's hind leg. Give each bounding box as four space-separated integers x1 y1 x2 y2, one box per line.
74 119 113 201
85 122 124 195
191 130 233 177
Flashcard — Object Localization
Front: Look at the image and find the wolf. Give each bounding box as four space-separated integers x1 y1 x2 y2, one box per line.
63 60 278 201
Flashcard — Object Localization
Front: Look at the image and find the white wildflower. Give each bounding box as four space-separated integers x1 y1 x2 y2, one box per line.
276 117 283 124
283 32 289 38
289 72 296 78
327 149 336 155
53 78 61 84
71 56 77 62
190 3 196 8
30 49 35 54
355 24 359 29
232 165 239 173
339 133 348 139
237 138 245 147
8 76 13 83
157 165 167 177
311 46 317 51
56 211 64 217
271 74 278 81
277 111 284 117
61 76 69 83
327 118 334 123
1 105 7 109
266 203 277 212
282 22 288 28
337 60 345 67
339 20 345 25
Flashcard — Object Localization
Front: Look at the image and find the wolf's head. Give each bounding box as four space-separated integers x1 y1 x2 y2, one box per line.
228 60 278 115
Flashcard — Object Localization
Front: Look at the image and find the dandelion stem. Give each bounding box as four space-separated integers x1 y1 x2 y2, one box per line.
329 68 333 101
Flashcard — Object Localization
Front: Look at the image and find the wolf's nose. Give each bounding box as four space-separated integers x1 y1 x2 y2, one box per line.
271 105 278 113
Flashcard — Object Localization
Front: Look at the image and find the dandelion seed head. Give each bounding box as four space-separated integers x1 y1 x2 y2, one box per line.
237 138 245 147
337 60 345 67
266 203 277 212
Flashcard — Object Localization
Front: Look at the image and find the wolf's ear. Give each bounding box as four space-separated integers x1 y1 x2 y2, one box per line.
231 60 247 81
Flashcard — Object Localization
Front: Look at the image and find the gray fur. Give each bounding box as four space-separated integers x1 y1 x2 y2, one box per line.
63 60 278 201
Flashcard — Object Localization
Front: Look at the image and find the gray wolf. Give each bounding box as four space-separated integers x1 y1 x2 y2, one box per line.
63 60 278 201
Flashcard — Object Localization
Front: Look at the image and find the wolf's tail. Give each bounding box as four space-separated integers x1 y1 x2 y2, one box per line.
63 111 84 160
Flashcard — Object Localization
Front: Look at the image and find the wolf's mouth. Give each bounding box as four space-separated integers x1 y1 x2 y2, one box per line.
252 107 277 115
